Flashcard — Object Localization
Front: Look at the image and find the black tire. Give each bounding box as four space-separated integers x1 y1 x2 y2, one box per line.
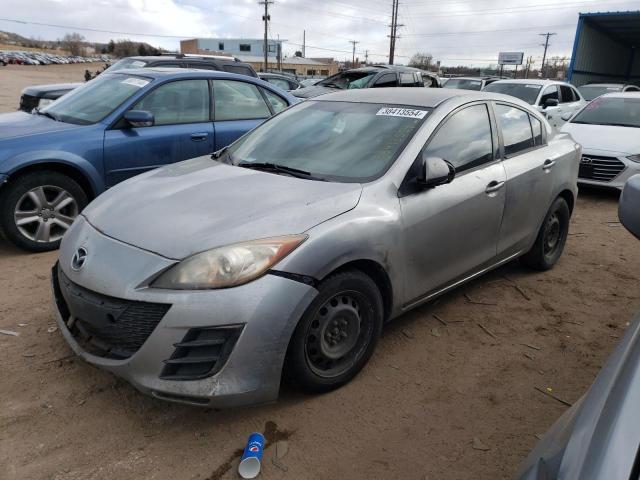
0 171 87 252
520 197 570 271
284 269 384 393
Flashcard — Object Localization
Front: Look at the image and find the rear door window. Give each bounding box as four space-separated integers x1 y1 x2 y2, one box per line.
133 79 210 125
213 80 272 121
223 65 255 77
530 115 543 146
495 104 534 156
560 85 575 103
373 73 398 88
262 88 288 113
266 77 290 90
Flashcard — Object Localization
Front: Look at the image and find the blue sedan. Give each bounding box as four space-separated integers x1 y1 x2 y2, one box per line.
0 68 298 251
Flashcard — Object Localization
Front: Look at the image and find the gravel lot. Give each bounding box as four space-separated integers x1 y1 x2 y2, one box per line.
1 64 639 480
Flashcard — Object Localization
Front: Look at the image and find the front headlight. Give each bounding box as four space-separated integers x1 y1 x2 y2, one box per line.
627 155 640 163
152 235 307 290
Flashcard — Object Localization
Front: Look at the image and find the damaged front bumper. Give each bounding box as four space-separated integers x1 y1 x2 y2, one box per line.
52 216 318 407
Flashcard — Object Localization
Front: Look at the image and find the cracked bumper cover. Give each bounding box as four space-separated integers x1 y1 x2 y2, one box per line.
53 216 318 407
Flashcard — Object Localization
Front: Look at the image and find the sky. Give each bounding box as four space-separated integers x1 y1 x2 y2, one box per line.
1 0 639 67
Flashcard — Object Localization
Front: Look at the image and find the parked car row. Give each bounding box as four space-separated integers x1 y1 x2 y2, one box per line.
17 54 259 112
0 50 105 65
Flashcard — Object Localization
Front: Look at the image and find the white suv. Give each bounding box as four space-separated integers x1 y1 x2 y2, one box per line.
484 79 587 128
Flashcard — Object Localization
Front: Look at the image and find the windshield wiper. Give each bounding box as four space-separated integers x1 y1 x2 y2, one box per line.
33 108 59 122
598 122 639 128
322 82 343 89
238 162 325 181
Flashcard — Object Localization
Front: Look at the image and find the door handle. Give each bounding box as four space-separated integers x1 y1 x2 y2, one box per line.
543 159 556 170
190 133 209 142
485 180 505 194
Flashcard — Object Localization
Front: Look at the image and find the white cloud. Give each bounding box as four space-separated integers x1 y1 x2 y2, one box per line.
1 0 634 66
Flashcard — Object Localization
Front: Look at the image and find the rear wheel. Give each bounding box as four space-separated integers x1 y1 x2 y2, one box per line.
285 270 384 392
520 197 570 270
0 171 87 252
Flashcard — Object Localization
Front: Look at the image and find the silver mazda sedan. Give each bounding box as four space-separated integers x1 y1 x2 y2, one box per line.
52 89 580 407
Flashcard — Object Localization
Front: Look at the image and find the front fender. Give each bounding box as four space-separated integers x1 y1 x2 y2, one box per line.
1 150 105 195
276 195 405 318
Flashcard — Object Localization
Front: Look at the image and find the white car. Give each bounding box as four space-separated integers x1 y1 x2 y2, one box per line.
561 92 640 189
578 83 640 101
484 79 587 128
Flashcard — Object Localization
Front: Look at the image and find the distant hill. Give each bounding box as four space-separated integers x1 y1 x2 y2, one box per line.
0 30 164 57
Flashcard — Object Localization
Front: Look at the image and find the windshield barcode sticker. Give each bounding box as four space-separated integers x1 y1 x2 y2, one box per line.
121 77 149 88
376 107 428 119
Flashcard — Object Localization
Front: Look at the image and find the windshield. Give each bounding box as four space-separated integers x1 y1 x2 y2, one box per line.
41 73 151 125
484 83 542 104
104 57 150 73
571 96 640 128
318 71 378 90
578 85 622 101
228 101 430 182
443 78 482 91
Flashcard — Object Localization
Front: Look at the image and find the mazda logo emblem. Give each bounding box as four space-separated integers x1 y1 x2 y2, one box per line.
581 156 593 164
71 247 88 271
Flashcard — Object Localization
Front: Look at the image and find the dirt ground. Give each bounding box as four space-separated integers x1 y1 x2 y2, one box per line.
1 64 639 480
0 63 94 113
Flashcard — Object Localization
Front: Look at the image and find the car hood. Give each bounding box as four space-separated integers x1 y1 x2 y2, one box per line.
22 82 82 96
292 84 339 99
82 156 363 260
0 111 83 140
561 123 640 155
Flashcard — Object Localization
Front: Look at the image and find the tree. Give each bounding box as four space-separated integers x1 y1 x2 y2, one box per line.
294 50 302 57
409 52 434 70
107 39 115 53
112 39 138 58
61 32 86 56
137 43 148 56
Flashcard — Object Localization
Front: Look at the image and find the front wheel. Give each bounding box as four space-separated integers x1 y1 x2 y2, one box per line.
284 270 384 393
520 197 570 271
0 171 87 252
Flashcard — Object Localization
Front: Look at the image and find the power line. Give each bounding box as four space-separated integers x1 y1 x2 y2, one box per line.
402 23 575 37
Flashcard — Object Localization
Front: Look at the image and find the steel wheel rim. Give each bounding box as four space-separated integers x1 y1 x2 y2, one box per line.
304 290 372 378
14 185 78 243
544 212 561 256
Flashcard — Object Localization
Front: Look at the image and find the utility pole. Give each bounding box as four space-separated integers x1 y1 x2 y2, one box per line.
539 32 556 78
388 0 403 65
259 0 274 72
302 29 305 58
365 50 369 65
350 40 359 67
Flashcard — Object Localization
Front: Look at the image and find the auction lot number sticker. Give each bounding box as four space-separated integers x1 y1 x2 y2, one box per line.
376 107 429 119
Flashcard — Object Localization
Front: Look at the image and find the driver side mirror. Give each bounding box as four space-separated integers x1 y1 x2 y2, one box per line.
543 98 559 109
124 110 154 128
418 156 455 188
619 175 640 240
561 112 573 121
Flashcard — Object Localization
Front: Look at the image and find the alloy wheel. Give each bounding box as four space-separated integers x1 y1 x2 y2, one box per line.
14 185 78 243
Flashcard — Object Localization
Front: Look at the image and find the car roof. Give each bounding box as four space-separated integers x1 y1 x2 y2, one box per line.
446 76 497 81
582 83 625 87
107 67 252 79
489 79 571 86
600 92 640 99
314 87 521 108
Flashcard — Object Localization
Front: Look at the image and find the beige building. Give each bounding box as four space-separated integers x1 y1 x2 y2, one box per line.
180 38 338 77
